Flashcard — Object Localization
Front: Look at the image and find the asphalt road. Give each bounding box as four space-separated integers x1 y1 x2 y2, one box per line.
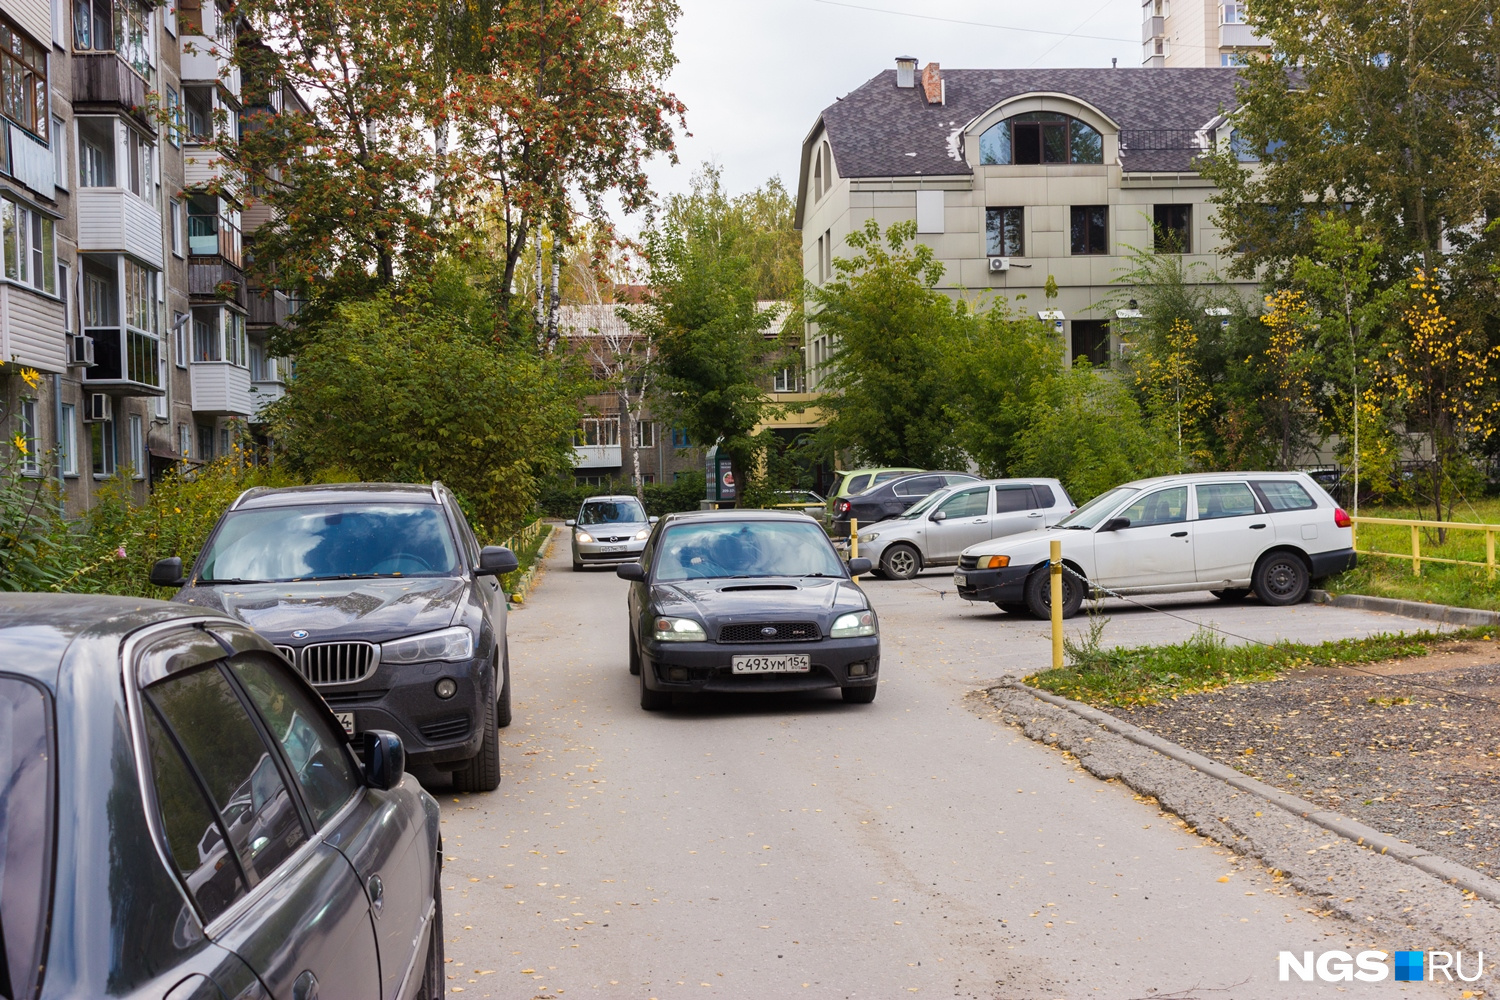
437 543 1457 998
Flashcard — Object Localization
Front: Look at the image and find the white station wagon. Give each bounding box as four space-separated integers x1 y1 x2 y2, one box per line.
953 472 1356 618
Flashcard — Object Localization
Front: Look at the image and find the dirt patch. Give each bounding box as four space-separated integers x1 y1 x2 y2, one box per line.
1118 637 1500 877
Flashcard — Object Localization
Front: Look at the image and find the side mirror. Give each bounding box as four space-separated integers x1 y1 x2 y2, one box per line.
616 562 646 581
649 516 659 524
930 510 948 522
1100 517 1131 532
362 730 405 790
847 557 872 576
150 557 187 587
476 546 519 577
565 519 576 527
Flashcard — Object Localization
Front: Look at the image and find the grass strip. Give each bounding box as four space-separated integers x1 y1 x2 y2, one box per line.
1026 621 1498 708
498 522 553 595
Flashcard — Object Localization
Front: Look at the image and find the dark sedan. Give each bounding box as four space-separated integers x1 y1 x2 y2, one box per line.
0 594 442 1000
829 471 980 536
617 510 880 709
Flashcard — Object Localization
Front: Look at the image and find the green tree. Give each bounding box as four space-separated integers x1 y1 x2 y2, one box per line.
660 165 801 301
941 307 1062 477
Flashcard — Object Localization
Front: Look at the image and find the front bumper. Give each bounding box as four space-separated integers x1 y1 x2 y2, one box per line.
1309 547 1358 578
574 537 648 564
641 635 880 694
306 658 490 768
954 564 1033 604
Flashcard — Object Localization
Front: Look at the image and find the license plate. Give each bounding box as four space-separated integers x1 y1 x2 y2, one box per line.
335 712 356 736
731 653 811 674
954 572 967 586
599 545 626 553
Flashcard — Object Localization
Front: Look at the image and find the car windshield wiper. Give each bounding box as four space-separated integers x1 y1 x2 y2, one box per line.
196 578 267 585
297 573 386 581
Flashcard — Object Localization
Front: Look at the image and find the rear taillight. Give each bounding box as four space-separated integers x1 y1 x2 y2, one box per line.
837 500 851 514
1334 507 1352 528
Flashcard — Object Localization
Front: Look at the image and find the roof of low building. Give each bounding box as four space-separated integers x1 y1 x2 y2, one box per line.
819 67 1241 180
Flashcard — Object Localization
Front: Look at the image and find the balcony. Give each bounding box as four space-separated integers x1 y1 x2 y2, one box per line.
1220 22 1267 47
180 35 241 97
189 258 246 306
1141 14 1164 42
190 361 255 415
83 328 164 396
76 189 164 267
246 286 289 327
184 147 242 196
573 444 622 469
71 53 154 130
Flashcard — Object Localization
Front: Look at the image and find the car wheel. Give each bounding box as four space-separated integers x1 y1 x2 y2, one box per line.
1253 552 1310 606
1210 588 1251 603
842 683 877 704
415 862 445 999
1024 565 1084 620
628 629 641 676
496 643 512 729
452 698 501 793
995 602 1028 615
640 664 672 711
881 544 921 581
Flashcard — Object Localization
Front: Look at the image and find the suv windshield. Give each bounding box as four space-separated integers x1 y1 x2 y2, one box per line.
578 499 646 525
197 503 461 583
0 676 53 1000
655 520 845 581
1056 486 1139 530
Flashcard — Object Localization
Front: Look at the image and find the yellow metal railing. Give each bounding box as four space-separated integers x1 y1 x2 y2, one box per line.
1351 515 1499 580
497 519 547 558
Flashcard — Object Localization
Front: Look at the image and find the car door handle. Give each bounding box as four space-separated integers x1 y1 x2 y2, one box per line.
367 873 384 915
1250 523 1268 529
1171 531 1188 538
1027 511 1043 517
293 972 319 1000
971 518 987 524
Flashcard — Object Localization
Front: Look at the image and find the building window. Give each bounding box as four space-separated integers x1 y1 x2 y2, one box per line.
979 113 1103 166
187 194 241 264
17 399 40 474
1069 205 1108 255
125 126 154 203
1220 51 1249 67
197 423 213 461
575 417 620 447
58 262 71 329
183 85 214 142
177 421 190 460
192 307 219 361
90 401 116 476
165 86 181 146
1153 204 1191 253
773 366 803 393
671 427 691 449
128 412 144 477
60 403 78 475
172 310 187 367
1 198 58 294
985 207 1024 256
632 420 654 448
74 0 153 82
818 229 832 284
1220 3 1243 23
169 199 182 255
1071 320 1111 368
218 426 230 457
225 310 246 366
77 117 113 186
0 18 48 141
154 360 167 419
124 259 157 334
52 115 67 188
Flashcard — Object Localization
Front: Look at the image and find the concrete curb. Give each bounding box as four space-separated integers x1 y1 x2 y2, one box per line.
507 525 558 606
1310 589 1500 627
998 676 1500 904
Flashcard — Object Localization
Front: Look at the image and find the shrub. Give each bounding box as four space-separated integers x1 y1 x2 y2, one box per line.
538 472 707 519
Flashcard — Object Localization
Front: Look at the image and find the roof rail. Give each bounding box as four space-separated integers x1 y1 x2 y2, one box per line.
430 481 443 503
230 487 267 511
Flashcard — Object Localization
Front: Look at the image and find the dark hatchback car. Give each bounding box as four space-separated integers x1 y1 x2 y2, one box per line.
617 510 880 709
0 594 442 1000
153 482 517 793
829 471 980 535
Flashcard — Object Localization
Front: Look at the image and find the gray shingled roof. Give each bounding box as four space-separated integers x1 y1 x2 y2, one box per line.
820 68 1242 177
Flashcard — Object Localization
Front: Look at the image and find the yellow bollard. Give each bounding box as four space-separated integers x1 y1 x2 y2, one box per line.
1411 523 1421 577
1488 530 1496 582
851 518 860 582
1050 539 1063 671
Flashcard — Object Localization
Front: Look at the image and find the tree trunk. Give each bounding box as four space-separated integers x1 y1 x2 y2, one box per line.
546 253 562 348
534 226 546 344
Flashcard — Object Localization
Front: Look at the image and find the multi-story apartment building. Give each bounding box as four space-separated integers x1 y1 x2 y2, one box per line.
0 0 293 513
794 60 1258 383
1141 0 1269 68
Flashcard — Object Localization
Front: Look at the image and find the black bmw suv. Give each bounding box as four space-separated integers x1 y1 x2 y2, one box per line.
152 482 518 792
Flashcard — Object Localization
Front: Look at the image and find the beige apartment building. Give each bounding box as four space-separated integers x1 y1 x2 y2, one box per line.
1142 0 1269 67
0 0 295 515
794 60 1258 382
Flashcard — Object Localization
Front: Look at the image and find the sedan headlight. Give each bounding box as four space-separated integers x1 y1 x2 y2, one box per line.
975 555 1010 569
382 626 474 664
859 532 880 542
653 616 707 642
634 529 650 540
576 531 594 543
831 611 877 638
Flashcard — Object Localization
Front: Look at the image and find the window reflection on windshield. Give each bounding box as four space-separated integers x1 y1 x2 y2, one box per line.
655 521 845 580
578 500 647 525
898 490 947 520
1056 487 1138 529
197 503 460 582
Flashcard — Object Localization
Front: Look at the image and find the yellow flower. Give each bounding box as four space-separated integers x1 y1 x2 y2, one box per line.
19 368 41 390
11 432 27 456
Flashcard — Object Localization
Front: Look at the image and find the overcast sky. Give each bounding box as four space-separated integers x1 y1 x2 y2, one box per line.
630 0 1142 218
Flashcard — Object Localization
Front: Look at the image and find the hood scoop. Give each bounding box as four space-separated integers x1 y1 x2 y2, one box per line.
720 584 799 592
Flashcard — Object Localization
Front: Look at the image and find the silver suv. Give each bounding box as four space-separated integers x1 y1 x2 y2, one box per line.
856 478 1073 580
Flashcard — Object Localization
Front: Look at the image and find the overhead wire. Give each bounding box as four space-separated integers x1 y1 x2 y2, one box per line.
806 0 1135 44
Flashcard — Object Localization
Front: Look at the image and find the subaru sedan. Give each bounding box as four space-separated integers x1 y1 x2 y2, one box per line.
617 510 879 709
0 594 442 1000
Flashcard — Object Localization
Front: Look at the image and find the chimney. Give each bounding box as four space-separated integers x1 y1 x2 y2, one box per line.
921 62 944 105
895 56 917 88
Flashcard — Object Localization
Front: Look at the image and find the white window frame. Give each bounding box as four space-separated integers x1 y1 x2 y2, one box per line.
1 197 58 295
154 360 167 419
59 403 78 476
128 412 145 478
170 198 183 256
174 310 188 367
18 399 41 475
52 115 67 190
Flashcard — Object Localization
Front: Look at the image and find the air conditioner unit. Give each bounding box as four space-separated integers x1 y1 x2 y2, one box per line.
84 393 109 423
988 256 1011 273
67 334 96 368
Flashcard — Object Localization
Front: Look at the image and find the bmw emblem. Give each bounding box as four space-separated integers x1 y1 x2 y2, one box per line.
291 629 309 640
760 626 778 637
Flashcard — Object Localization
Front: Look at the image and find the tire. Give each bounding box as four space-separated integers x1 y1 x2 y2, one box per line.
1210 588 1251 603
842 684 877 704
995 602 1029 615
628 629 641 676
496 643 512 729
880 544 921 581
415 863 445 999
452 697 501 792
1253 551 1310 606
640 664 672 711
1023 565 1084 620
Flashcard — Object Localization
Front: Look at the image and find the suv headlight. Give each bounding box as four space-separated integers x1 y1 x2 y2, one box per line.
653 616 707 642
382 626 474 664
831 611 877 638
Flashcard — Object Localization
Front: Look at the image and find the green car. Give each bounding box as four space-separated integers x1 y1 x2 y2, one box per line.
825 467 921 529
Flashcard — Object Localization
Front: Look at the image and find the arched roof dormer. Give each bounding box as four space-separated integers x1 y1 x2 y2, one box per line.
963 93 1121 169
